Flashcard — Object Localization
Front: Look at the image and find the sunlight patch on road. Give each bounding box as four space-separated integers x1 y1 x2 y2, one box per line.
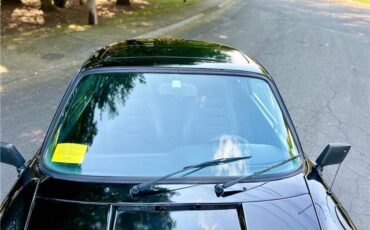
0 65 9 93
219 34 228 39
67 24 91 32
0 65 9 75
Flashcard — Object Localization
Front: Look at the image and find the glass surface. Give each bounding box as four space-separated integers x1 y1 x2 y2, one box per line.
114 209 241 230
44 73 300 177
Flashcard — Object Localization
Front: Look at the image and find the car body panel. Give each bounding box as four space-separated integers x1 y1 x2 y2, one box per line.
26 195 320 230
305 160 355 229
0 178 37 229
1 159 356 229
242 194 319 230
80 39 269 75
35 173 308 204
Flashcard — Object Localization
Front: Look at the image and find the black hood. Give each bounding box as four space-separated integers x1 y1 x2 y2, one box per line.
28 194 319 229
26 173 320 229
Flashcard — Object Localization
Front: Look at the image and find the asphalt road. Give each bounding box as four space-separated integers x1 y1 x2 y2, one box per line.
1 0 369 228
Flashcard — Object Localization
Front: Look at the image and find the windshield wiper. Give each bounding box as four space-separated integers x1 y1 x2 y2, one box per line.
214 155 301 197
129 156 251 196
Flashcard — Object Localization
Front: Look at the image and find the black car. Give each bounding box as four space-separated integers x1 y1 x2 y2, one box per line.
0 39 355 229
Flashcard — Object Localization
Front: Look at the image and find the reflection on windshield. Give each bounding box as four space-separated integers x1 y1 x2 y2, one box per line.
212 135 250 176
59 73 146 146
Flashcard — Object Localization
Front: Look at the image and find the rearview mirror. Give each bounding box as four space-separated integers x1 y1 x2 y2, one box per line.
0 142 26 173
158 81 198 97
316 143 350 171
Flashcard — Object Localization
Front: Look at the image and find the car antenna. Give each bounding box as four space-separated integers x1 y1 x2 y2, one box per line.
327 161 342 196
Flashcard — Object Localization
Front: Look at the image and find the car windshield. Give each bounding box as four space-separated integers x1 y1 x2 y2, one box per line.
43 72 300 178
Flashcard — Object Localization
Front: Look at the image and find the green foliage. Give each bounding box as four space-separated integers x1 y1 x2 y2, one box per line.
353 0 370 3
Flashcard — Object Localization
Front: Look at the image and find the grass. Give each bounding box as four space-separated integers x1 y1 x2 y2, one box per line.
99 0 200 27
1 0 200 35
352 0 370 4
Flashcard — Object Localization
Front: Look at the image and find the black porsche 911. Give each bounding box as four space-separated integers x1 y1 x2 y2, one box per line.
1 39 356 229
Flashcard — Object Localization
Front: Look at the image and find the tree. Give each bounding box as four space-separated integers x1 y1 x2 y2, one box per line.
116 0 130 6
1 0 22 5
54 0 67 8
40 0 56 11
87 0 98 25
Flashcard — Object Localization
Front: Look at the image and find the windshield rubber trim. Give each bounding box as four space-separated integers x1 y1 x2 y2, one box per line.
37 66 305 184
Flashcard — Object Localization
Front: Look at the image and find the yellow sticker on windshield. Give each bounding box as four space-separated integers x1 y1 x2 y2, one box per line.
52 143 88 164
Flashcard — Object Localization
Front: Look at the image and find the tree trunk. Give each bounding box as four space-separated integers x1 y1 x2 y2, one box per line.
40 0 56 11
116 0 130 6
54 0 67 8
87 0 98 25
1 0 22 5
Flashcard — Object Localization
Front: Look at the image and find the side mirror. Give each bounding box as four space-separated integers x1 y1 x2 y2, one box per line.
316 143 350 171
0 142 26 173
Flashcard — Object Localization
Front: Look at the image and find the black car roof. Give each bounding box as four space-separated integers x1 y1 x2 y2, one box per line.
80 39 269 76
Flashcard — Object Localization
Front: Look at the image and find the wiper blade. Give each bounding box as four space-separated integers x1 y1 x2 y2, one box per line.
214 155 301 197
129 156 251 196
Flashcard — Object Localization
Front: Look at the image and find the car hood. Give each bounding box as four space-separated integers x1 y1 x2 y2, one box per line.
27 173 320 229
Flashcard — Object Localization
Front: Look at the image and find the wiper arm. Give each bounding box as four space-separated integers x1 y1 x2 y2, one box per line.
129 156 251 196
214 155 301 197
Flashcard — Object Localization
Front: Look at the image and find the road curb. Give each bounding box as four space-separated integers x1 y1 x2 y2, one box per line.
135 0 234 38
